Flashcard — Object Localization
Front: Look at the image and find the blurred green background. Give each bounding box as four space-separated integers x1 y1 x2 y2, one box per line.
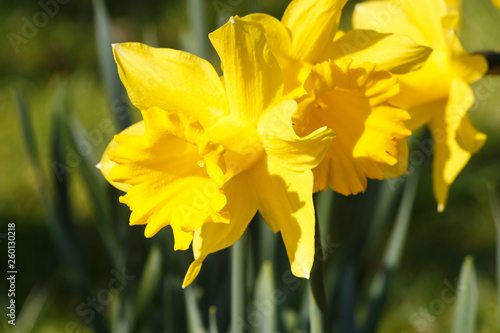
1 0 500 332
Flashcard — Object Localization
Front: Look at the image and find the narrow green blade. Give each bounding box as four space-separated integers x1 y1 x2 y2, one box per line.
134 244 163 319
209 306 219 333
488 184 500 326
184 286 207 333
231 232 248 333
252 261 276 333
363 165 420 333
92 0 130 130
185 0 209 60
68 116 123 266
451 256 478 333
309 205 330 333
15 91 109 332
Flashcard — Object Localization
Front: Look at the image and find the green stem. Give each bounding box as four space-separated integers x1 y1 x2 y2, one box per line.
363 165 421 333
309 201 330 333
231 232 248 333
488 184 500 326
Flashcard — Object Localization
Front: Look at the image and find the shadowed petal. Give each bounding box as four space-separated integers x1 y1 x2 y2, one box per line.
431 78 485 211
183 171 259 288
259 99 335 172
252 157 316 278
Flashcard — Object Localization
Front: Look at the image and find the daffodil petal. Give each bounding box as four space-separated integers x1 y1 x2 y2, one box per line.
98 121 145 192
391 50 454 109
451 48 488 83
353 0 447 48
378 138 409 179
209 17 283 126
241 13 292 58
431 78 481 211
251 157 315 278
183 172 259 288
404 101 436 131
282 0 348 63
303 61 411 194
445 0 462 12
112 43 228 128
456 116 486 154
108 107 229 249
258 99 336 172
326 29 432 74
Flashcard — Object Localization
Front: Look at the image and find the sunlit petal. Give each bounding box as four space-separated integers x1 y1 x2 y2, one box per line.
209 17 283 125
108 107 229 249
303 61 411 195
282 0 348 63
259 99 336 172
353 0 447 48
98 121 144 192
326 29 432 74
113 43 228 128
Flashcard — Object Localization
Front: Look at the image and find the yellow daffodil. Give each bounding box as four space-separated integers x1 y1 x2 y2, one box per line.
493 0 500 10
242 0 432 195
354 0 488 211
98 17 335 287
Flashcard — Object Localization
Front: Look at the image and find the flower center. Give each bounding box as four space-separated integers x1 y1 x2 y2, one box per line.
207 116 265 178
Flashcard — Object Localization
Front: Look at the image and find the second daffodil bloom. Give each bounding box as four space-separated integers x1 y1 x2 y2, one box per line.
354 0 488 211
97 17 335 287
242 0 432 195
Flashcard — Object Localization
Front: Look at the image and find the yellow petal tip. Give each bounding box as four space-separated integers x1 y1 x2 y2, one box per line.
229 16 235 24
96 163 103 169
437 203 445 213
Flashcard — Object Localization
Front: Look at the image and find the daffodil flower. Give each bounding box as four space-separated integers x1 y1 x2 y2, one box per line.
98 17 335 287
354 0 488 211
242 0 432 195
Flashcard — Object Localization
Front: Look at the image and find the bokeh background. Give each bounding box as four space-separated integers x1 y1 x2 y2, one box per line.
1 0 500 332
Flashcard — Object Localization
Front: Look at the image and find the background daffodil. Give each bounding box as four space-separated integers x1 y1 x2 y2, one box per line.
354 0 488 211
242 0 431 195
98 17 335 287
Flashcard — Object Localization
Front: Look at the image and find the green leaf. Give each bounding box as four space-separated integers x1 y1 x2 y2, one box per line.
231 232 248 333
252 261 276 333
13 279 52 333
209 306 219 333
92 0 130 130
309 204 330 333
68 116 123 266
488 183 500 327
134 244 163 318
15 90 109 332
185 0 209 60
314 188 335 239
451 256 478 333
184 286 207 333
363 163 421 333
